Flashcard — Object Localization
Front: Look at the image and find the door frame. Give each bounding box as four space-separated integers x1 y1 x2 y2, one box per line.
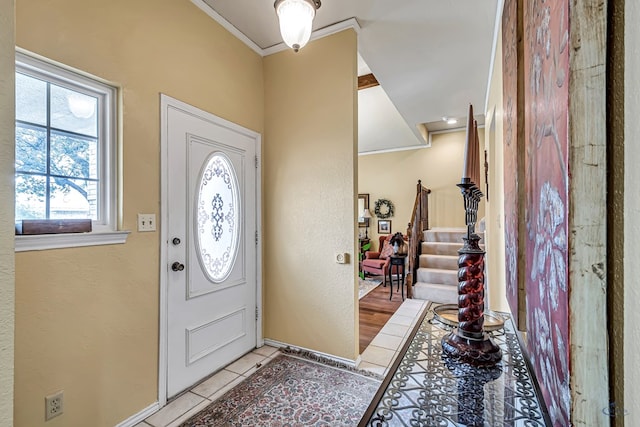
158 94 263 406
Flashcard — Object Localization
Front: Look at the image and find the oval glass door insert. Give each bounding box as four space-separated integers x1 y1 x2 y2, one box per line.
195 152 240 283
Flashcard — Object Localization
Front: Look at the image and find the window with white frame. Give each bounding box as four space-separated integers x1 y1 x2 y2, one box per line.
15 52 126 250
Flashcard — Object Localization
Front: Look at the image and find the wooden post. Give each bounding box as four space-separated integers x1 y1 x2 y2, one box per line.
568 0 609 423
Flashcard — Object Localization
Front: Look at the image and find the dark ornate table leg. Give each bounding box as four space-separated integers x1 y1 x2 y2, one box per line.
388 266 393 301
401 263 405 300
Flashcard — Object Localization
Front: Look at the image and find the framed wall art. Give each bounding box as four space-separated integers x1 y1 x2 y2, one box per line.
377 220 391 234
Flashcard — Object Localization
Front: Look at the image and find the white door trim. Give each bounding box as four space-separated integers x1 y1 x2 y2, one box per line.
158 94 263 406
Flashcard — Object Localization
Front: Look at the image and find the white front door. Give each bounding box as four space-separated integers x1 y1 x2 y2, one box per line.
162 96 259 398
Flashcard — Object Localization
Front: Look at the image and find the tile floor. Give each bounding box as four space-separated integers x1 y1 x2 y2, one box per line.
135 345 280 427
357 298 429 376
135 298 428 427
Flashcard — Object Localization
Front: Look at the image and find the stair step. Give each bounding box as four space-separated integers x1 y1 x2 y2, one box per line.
421 241 485 256
416 268 458 285
423 227 466 243
407 228 486 304
412 282 458 304
421 241 463 256
419 254 458 270
423 228 485 244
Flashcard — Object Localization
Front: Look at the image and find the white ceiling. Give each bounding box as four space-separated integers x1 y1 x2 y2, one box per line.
196 0 499 154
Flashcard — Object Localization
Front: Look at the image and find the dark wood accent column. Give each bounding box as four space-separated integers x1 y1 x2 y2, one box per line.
357 73 379 90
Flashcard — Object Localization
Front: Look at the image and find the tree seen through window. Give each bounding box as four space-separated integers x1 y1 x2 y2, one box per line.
15 71 99 221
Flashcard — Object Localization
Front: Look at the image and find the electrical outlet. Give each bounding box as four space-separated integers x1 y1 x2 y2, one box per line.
45 391 64 421
336 253 349 264
137 213 156 232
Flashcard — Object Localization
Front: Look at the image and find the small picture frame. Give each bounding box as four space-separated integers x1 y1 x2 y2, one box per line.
378 220 391 234
358 193 370 227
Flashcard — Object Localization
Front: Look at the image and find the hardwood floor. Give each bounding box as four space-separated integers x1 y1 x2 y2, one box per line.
358 279 404 353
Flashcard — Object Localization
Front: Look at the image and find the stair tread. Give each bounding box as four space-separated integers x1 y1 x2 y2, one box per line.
422 242 485 248
417 267 457 274
418 253 458 270
426 227 484 233
414 281 457 286
412 282 458 303
423 241 463 245
416 268 458 285
420 254 458 259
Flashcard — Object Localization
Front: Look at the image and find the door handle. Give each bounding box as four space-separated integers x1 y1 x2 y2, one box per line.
171 262 185 272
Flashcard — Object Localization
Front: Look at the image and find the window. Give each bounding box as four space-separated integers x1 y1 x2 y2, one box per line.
15 51 127 250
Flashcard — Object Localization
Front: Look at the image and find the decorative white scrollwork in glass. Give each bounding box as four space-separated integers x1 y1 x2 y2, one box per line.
195 152 240 283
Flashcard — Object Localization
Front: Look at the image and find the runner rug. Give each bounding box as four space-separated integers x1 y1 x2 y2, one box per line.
179 354 380 426
358 277 382 299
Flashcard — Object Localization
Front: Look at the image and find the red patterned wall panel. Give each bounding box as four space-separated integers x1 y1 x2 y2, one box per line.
523 0 570 425
502 0 520 330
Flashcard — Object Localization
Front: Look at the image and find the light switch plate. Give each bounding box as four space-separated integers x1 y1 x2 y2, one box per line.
137 214 156 232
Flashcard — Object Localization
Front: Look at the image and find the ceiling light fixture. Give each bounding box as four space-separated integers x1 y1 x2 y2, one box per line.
442 117 458 125
274 0 321 53
67 93 96 119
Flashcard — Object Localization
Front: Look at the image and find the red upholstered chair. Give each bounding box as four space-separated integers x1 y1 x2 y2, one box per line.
361 235 404 287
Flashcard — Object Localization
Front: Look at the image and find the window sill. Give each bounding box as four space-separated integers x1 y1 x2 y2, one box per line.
15 230 130 252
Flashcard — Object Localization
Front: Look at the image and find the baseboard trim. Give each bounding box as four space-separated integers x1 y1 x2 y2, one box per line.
263 339 357 368
115 402 160 427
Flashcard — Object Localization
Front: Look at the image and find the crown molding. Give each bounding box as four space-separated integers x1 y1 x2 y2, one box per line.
190 0 264 55
262 18 361 56
358 143 429 157
190 1 361 58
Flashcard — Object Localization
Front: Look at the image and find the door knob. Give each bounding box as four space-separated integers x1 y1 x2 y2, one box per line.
172 237 181 245
171 262 185 272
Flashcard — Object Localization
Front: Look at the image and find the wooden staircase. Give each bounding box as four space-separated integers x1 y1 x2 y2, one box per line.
404 181 486 303
412 227 484 303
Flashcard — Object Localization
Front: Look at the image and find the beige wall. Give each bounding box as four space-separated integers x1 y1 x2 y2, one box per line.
625 0 640 420
358 130 486 249
263 30 358 360
0 1 15 426
14 1 264 425
483 29 508 312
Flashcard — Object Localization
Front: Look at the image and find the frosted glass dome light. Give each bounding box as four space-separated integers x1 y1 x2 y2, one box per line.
274 0 321 53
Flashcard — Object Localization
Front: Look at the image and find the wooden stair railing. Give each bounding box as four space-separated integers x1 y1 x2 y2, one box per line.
405 180 431 298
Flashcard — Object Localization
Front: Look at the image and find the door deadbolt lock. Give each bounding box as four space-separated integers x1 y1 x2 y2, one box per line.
171 262 185 272
172 237 181 245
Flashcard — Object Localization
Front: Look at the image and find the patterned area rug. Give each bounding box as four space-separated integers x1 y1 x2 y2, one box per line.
358 278 382 299
179 354 380 427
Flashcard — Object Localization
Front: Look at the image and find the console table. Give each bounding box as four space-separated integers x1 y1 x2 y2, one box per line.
358 303 550 426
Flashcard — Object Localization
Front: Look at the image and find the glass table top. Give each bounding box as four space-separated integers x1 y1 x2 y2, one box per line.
360 303 550 427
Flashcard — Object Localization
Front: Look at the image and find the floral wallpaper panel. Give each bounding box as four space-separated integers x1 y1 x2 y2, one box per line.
523 0 571 425
502 0 520 329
